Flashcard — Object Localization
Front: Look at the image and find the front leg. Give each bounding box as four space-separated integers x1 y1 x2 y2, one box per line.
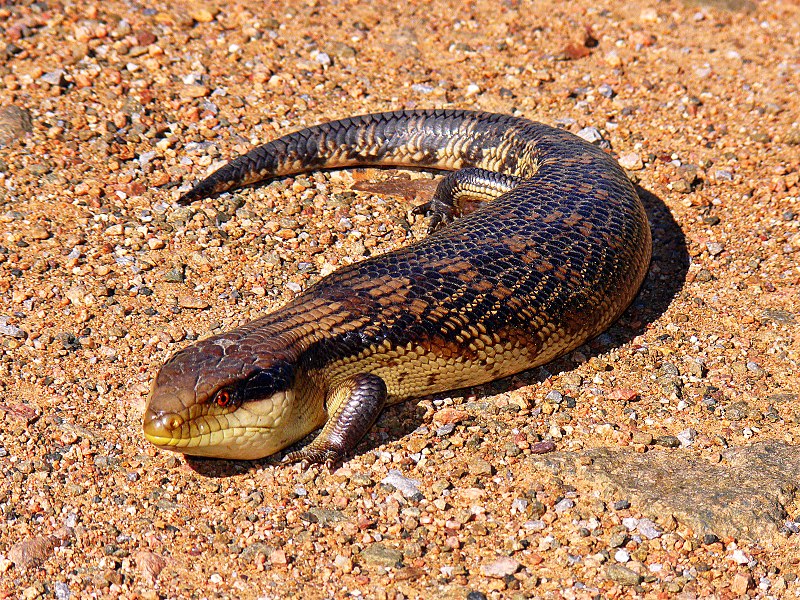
283 373 387 468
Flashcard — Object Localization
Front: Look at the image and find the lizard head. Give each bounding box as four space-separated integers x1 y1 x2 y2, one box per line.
143 332 322 460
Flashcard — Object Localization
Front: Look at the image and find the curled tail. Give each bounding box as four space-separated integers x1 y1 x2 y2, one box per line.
178 110 536 205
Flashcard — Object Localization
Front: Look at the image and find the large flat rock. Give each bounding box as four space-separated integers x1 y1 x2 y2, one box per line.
530 441 799 542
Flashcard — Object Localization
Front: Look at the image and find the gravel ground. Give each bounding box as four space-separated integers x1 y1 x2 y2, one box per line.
1 0 799 598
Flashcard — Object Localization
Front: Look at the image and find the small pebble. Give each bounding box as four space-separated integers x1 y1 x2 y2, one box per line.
349 472 373 487
545 390 563 403
435 423 455 436
381 470 423 499
433 407 469 425
183 85 210 98
731 573 752 595
0 105 33 145
614 548 630 563
360 544 403 567
637 519 662 539
313 52 332 66
467 457 493 476
29 226 51 240
618 152 644 170
731 549 750 565
598 83 615 98
8 535 58 569
40 69 67 87
136 551 167 584
553 498 574 513
609 531 628 548
178 295 210 309
269 549 288 566
480 556 520 578
0 323 26 339
653 435 680 448
191 7 219 22
576 127 605 145
677 428 696 447
53 582 70 600
164 267 186 282
530 440 556 454
622 517 639 530
606 563 643 586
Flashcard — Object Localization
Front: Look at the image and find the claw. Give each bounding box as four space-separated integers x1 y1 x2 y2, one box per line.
427 213 443 235
411 201 433 217
282 446 341 469
411 198 454 234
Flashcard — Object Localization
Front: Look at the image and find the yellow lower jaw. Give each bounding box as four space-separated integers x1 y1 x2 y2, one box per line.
144 425 291 460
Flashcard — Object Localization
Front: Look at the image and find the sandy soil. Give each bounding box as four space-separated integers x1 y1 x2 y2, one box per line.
0 0 799 598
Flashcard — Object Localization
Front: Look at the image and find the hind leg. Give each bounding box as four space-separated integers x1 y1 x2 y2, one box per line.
412 167 523 233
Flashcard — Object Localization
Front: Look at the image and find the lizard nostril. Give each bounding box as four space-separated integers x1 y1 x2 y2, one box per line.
143 409 184 442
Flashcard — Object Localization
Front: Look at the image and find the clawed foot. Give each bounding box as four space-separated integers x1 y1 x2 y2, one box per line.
282 446 341 470
411 198 455 234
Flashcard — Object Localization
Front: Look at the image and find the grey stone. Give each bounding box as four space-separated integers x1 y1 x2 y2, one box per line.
480 556 520 578
786 127 800 146
167 206 196 225
554 498 575 513
54 582 71 600
467 457 494 476
0 105 33 146
302 508 349 526
164 266 185 283
8 535 58 569
435 424 455 437
40 69 67 87
360 543 403 568
349 472 374 487
713 169 734 181
598 83 615 98
677 429 696 447
0 323 26 339
609 531 628 548
682 0 755 14
529 441 800 541
313 52 331 66
545 390 563 403
325 41 356 58
760 309 795 325
636 519 662 539
381 469 422 499
606 564 643 586
653 435 680 448
239 542 273 560
576 127 605 145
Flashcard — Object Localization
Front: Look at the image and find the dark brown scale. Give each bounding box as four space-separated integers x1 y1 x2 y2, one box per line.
144 109 651 463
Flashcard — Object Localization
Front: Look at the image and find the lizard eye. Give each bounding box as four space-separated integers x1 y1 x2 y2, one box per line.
215 389 235 408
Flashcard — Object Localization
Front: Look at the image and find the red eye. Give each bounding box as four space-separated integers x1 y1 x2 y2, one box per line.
215 390 232 408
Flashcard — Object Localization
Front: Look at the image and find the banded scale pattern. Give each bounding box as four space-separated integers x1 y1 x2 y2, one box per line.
143 110 651 462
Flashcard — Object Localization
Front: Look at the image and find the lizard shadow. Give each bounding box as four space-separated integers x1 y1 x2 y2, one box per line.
185 184 689 478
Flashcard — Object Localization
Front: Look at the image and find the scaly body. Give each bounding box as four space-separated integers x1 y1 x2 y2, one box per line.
143 110 651 463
